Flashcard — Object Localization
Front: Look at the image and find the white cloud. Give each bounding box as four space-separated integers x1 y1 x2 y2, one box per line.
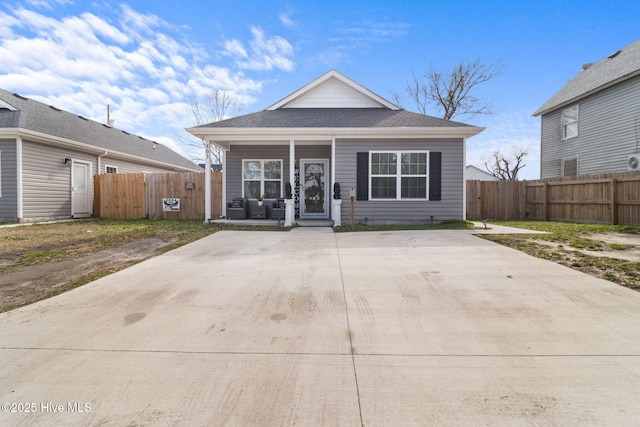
279 11 297 29
224 26 295 72
0 3 292 163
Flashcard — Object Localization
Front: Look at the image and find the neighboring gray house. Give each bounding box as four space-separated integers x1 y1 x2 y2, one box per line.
0 89 202 222
465 165 498 181
533 38 640 178
188 70 484 225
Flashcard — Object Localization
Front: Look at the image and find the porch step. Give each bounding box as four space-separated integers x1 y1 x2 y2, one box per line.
296 220 334 227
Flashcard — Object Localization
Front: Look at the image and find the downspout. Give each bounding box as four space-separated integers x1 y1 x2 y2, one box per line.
462 137 467 221
97 151 108 174
16 136 23 221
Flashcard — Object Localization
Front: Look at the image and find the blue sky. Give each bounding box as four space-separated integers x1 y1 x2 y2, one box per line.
1 0 638 179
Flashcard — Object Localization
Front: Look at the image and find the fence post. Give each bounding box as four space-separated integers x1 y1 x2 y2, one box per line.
543 182 549 221
610 178 618 225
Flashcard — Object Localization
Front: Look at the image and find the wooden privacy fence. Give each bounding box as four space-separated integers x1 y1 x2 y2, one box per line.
466 171 640 225
94 171 222 220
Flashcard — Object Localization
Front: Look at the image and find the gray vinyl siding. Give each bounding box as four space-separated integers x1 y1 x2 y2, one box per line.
226 145 291 202
335 138 464 223
98 157 182 174
0 139 18 221
540 76 640 178
21 140 97 220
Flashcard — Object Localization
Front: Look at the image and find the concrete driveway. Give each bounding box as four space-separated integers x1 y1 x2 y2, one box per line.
1 226 640 426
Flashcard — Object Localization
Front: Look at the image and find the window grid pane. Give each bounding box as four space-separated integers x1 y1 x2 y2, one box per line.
371 177 397 199
401 177 427 198
243 161 261 180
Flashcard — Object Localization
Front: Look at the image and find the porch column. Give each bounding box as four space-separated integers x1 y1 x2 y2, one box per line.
289 139 295 189
221 148 227 218
204 141 211 222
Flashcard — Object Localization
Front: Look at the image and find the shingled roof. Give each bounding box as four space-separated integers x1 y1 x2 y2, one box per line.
0 88 201 171
194 107 473 129
533 38 640 116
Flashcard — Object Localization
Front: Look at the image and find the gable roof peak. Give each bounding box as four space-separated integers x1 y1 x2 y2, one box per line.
266 69 400 111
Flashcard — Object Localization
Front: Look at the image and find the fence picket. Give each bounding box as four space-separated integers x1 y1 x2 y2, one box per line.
466 171 640 225
94 172 222 220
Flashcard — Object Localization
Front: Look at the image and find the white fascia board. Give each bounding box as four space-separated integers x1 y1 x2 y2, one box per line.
0 128 198 172
187 126 486 143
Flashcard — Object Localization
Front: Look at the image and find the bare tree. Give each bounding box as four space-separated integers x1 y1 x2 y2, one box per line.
184 89 242 165
402 58 504 120
484 145 528 180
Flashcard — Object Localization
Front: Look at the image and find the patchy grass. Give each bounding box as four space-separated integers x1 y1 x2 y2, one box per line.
0 219 224 272
479 221 640 290
335 220 474 232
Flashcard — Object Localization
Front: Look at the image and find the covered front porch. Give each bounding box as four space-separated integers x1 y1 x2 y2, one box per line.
203 139 342 227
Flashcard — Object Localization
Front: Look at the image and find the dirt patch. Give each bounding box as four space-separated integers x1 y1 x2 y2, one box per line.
480 228 640 290
0 238 171 312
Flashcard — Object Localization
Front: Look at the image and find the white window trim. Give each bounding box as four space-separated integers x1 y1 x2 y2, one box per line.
105 165 118 173
561 104 579 140
369 150 429 201
242 159 283 199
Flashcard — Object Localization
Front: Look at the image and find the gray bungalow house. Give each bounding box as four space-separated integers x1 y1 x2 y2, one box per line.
188 70 484 225
0 89 202 222
533 38 640 178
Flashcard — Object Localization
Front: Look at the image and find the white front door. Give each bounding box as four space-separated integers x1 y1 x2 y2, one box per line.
72 161 92 218
300 159 329 219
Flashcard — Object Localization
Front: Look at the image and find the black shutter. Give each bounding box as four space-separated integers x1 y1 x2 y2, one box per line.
429 152 442 201
356 152 369 200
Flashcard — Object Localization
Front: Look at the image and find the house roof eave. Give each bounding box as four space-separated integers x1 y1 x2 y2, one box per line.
5 128 201 172
186 126 485 143
533 61 640 117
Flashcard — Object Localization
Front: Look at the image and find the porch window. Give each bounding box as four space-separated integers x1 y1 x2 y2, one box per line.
370 151 428 200
561 105 578 140
242 159 282 199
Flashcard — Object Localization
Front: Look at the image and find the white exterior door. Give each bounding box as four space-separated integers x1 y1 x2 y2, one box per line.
300 159 329 219
71 161 92 218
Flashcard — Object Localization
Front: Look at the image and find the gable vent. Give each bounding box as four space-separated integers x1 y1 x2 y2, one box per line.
629 155 640 171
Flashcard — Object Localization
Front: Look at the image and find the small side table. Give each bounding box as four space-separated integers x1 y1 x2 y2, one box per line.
250 205 267 219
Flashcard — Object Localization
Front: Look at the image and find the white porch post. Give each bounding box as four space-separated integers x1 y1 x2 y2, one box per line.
204 141 211 223
284 139 295 227
221 149 227 218
462 137 467 221
289 139 295 189
330 136 341 226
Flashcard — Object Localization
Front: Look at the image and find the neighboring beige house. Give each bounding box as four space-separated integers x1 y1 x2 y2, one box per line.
0 89 202 222
533 38 640 178
188 70 484 225
465 165 498 181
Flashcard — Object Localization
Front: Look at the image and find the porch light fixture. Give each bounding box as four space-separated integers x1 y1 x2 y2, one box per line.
64 157 71 166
